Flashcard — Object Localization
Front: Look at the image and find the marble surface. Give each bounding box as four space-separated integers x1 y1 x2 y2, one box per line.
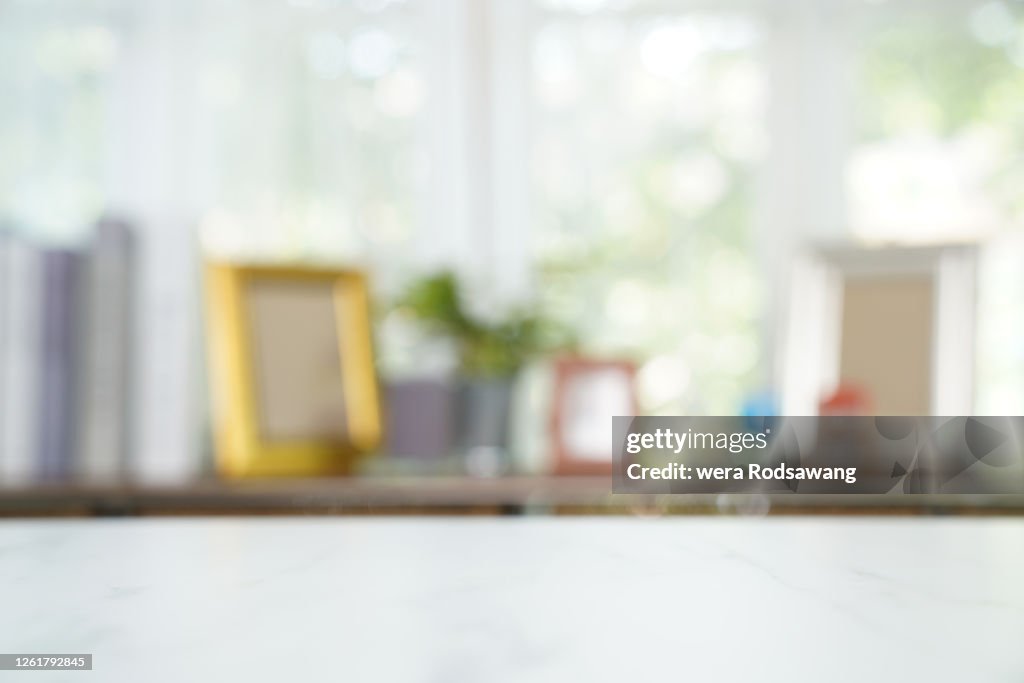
1 517 1022 682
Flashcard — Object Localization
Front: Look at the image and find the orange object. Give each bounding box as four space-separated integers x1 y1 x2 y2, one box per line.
819 384 872 416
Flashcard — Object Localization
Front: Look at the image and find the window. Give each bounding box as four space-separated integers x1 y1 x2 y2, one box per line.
0 0 424 269
532 6 767 412
0 2 119 242
849 1 1024 241
197 0 423 268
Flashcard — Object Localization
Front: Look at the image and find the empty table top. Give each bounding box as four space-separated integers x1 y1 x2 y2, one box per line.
1 517 1022 682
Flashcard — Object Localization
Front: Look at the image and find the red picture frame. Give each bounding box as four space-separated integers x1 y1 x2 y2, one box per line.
550 357 638 475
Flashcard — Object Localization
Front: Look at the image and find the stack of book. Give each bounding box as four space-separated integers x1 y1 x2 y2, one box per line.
0 218 146 486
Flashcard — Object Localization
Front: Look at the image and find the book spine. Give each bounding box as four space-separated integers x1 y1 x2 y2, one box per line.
0 234 6 480
36 249 81 482
0 236 42 486
130 216 204 483
76 219 136 482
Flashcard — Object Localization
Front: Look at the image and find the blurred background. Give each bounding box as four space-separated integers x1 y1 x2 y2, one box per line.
2 0 1024 514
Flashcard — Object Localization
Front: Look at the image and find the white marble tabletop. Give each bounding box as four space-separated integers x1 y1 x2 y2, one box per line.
0 517 1022 682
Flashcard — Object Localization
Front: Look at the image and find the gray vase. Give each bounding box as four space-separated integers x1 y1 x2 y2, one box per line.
458 377 515 476
384 379 456 460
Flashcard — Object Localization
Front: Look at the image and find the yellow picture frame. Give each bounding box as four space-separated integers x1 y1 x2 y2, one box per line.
205 262 382 477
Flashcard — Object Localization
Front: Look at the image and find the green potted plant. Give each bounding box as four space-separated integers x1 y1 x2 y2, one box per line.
396 271 568 474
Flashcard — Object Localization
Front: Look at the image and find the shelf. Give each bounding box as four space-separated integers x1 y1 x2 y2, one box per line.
1 476 1023 516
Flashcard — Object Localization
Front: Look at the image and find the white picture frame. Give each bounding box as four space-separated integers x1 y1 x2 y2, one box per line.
781 244 977 416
